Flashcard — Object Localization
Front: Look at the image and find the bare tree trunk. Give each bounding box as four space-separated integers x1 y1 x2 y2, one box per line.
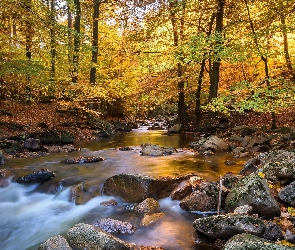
49 0 56 82
67 3 73 78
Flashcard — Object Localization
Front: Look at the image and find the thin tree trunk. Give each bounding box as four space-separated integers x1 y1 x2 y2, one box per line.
90 0 100 84
49 0 56 82
67 3 73 78
195 58 206 123
72 0 81 83
280 14 294 79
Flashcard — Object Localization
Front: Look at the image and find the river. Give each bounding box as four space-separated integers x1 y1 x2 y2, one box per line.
0 127 246 250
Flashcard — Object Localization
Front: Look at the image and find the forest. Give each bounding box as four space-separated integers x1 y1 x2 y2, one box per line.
1 0 295 127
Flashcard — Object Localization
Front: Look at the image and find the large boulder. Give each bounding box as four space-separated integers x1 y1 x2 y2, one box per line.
193 215 265 240
38 235 71 250
225 174 280 219
67 223 130 250
223 233 294 250
189 135 228 153
140 212 165 226
241 135 270 152
179 181 223 212
28 130 74 145
24 138 41 151
278 181 295 206
17 169 56 184
103 174 192 203
94 218 136 234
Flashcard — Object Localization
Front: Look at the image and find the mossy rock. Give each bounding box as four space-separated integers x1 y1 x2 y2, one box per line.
225 174 280 219
223 233 294 250
193 215 265 239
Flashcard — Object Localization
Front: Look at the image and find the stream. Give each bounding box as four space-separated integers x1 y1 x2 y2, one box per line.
0 127 246 250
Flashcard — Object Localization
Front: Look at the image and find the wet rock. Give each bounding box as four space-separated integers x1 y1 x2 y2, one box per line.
225 174 280 219
0 169 14 187
61 156 104 164
140 212 165 226
114 122 132 132
67 223 130 250
262 221 284 241
100 199 118 206
232 147 249 158
140 144 176 156
103 174 193 203
24 138 41 151
193 215 265 239
94 218 136 234
44 144 77 153
170 180 192 200
168 124 182 133
118 146 133 151
189 135 228 153
135 198 160 213
37 181 65 194
278 181 295 206
38 235 71 250
17 169 56 184
69 180 102 205
223 233 293 250
285 229 295 244
179 181 222 212
224 160 236 166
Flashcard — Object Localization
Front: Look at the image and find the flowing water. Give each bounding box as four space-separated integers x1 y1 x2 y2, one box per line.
0 127 246 250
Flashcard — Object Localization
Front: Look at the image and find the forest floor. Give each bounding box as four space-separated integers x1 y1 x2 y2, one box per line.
1 100 295 142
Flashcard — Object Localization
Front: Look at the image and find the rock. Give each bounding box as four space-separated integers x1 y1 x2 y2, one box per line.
61 156 104 164
193 215 265 239
140 144 177 156
100 199 118 206
0 150 6 164
225 174 280 219
24 138 41 151
140 212 165 226
223 233 293 250
224 160 236 166
190 136 228 152
44 144 77 153
37 181 65 194
179 181 222 212
0 169 14 187
118 146 133 151
28 130 74 145
241 136 270 151
94 218 136 234
168 124 182 133
193 230 224 249
114 122 132 132
69 181 102 205
135 198 160 213
170 180 192 200
17 169 56 184
38 235 71 250
221 172 240 190
278 181 295 206
262 221 284 241
239 157 260 175
233 205 253 215
103 174 193 203
67 223 130 250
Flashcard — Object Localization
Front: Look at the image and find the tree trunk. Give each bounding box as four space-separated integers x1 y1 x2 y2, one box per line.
280 14 294 79
195 58 206 123
169 0 187 124
67 3 73 78
90 0 100 84
208 0 224 103
72 0 81 83
49 0 56 82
